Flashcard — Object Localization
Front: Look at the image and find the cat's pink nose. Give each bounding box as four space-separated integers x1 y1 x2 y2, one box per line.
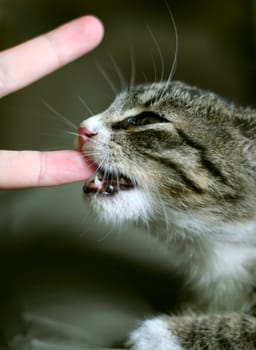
78 127 97 150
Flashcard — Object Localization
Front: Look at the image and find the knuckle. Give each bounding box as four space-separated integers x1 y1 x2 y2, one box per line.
38 152 47 186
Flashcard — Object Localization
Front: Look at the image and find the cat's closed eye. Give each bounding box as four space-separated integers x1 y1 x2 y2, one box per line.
111 111 168 130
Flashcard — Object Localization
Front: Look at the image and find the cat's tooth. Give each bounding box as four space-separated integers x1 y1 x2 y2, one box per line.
95 174 102 187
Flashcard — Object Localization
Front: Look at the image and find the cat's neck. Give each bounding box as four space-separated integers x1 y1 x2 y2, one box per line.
162 208 256 244
155 211 256 312
169 237 256 312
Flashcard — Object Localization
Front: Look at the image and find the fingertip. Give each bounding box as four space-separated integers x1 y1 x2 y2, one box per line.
44 14 104 66
80 15 104 50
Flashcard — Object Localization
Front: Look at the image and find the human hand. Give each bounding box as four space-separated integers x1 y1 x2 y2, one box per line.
0 15 103 189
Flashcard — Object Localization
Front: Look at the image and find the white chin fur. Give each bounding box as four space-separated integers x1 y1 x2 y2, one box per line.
90 188 155 225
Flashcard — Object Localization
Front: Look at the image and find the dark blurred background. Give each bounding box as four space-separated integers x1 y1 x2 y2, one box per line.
0 1 255 349
0 0 255 150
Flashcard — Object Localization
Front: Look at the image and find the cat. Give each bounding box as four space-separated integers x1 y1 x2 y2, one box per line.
78 80 256 349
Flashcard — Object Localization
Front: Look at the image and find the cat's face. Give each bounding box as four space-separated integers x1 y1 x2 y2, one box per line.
79 81 256 230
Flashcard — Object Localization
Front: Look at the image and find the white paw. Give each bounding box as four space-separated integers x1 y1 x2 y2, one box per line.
128 317 183 350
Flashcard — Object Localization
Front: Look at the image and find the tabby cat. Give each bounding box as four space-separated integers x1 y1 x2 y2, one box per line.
78 80 256 349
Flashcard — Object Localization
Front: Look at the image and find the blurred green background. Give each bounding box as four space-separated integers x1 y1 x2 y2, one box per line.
0 1 255 349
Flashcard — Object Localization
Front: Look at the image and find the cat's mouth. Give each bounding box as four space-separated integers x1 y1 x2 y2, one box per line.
83 169 135 197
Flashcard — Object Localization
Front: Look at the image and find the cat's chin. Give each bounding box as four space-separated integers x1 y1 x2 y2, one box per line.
86 187 155 225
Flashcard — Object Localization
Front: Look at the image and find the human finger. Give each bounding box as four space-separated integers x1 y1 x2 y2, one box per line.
0 150 96 189
0 15 104 97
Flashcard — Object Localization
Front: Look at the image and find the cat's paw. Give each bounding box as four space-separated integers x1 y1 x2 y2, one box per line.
127 317 183 350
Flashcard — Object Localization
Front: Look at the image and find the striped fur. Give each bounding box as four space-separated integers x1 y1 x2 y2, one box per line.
80 81 256 349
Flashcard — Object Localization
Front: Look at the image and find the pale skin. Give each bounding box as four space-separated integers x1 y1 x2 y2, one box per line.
0 15 104 189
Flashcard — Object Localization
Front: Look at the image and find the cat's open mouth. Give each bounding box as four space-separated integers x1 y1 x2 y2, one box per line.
83 169 135 196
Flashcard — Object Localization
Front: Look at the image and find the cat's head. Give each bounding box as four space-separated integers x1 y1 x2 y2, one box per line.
79 81 256 235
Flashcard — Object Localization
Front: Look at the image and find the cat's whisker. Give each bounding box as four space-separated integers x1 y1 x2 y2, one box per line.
93 155 110 197
80 138 101 146
38 130 70 139
81 151 102 158
80 138 109 150
161 1 179 98
96 62 119 96
42 99 77 130
128 41 136 90
82 143 110 158
64 130 80 137
150 51 158 85
97 225 114 242
77 96 94 116
147 25 165 83
142 72 149 84
94 158 106 173
167 3 179 83
107 51 128 91
37 130 77 149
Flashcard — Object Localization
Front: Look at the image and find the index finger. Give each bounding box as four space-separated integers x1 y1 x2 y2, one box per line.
0 150 96 189
0 15 104 97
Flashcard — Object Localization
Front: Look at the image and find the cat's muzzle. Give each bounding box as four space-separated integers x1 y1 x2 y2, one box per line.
83 169 135 197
